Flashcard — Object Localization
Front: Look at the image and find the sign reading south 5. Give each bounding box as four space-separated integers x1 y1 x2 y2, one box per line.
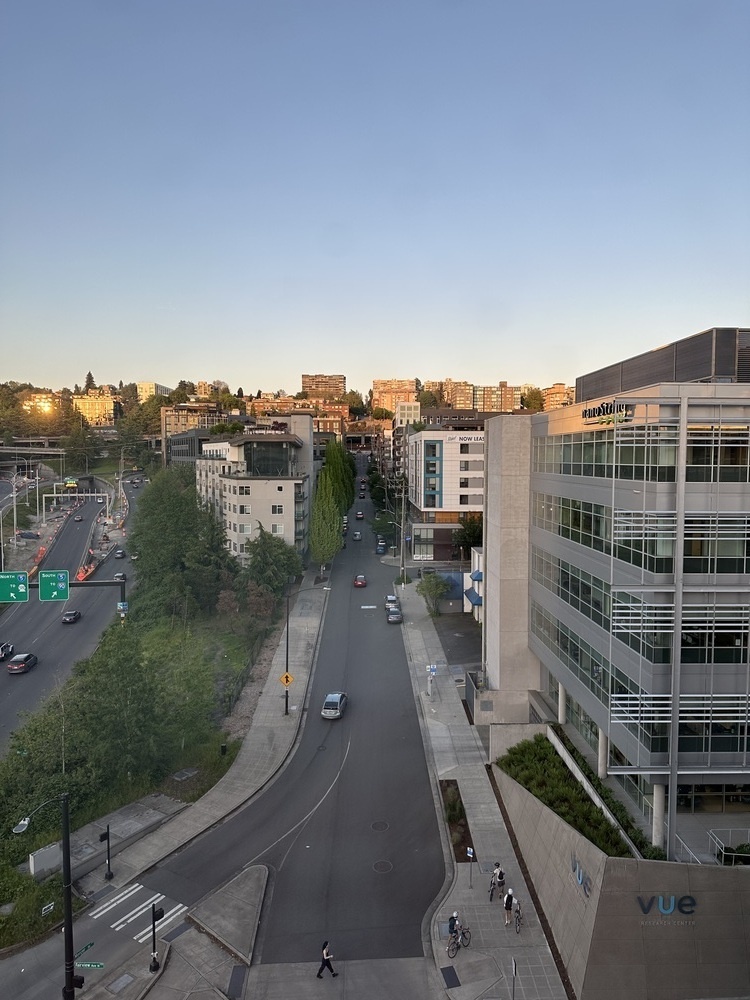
39 570 70 602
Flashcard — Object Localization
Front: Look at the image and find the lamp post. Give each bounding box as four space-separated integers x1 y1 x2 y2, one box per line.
13 792 82 999
285 581 331 715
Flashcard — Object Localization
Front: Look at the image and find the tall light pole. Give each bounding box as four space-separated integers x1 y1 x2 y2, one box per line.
285 581 331 715
13 792 82 999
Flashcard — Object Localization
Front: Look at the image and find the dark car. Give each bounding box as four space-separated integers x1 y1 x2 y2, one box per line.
386 609 403 624
114 549 126 559
0 641 14 661
61 610 81 624
355 510 364 520
353 574 367 588
8 653 38 674
359 492 366 499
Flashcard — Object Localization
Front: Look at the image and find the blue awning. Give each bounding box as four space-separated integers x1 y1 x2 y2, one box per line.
470 569 483 581
464 587 482 606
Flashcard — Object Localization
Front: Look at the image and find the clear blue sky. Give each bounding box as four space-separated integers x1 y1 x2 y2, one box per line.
2 0 748 398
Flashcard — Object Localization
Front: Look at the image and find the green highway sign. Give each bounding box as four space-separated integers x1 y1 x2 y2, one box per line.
0 571 29 603
38 570 70 602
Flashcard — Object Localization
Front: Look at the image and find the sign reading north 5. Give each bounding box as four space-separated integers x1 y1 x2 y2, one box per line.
39 570 70 602
0 572 29 603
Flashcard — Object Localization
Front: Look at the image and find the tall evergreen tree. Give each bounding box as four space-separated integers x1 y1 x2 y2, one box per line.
310 468 343 568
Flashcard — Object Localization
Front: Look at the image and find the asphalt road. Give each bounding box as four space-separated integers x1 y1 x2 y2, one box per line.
0 493 132 753
132 481 444 965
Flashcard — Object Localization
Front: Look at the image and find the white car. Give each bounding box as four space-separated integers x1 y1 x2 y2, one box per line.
321 692 348 719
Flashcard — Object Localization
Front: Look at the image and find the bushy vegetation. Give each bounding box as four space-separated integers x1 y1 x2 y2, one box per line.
0 464 301 947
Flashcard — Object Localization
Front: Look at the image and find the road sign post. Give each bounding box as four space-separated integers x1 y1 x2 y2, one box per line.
38 570 70 602
0 571 29 602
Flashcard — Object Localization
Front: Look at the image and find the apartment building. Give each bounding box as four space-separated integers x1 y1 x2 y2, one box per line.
195 413 314 563
482 326 750 854
371 379 417 413
541 382 574 410
391 401 421 476
161 400 233 465
301 373 346 398
72 387 122 426
137 381 173 403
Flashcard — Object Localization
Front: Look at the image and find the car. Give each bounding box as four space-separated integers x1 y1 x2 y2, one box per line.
74 514 83 522
376 543 387 554
61 610 81 624
0 641 14 661
8 652 38 674
114 572 127 582
353 574 367 588
352 531 362 541
359 492 366 499
342 515 348 524
132 483 139 489
384 593 399 607
114 549 126 559
355 511 364 520
321 691 348 719
386 609 403 624
97 497 105 503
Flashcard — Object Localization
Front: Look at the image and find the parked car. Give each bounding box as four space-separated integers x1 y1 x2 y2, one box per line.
386 608 403 624
353 574 367 588
61 610 81 624
321 691 348 719
384 594 399 608
0 641 14 661
7 652 38 674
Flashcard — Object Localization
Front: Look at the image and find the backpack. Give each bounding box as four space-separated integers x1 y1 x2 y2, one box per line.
448 915 457 934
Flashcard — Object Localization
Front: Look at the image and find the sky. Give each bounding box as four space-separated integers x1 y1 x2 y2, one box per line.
1 0 748 399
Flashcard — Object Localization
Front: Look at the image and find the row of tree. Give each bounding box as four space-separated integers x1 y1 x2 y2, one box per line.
309 441 356 568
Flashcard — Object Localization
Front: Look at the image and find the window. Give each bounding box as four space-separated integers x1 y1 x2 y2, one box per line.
460 461 469 471
460 443 469 454
271 504 284 515
271 523 284 535
238 523 251 534
459 478 469 488
239 485 251 495
277 485 284 492
238 504 251 515
459 495 469 505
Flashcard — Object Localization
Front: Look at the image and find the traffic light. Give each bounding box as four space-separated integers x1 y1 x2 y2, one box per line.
154 906 164 921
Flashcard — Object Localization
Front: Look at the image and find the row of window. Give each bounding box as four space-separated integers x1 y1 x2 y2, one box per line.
223 521 284 536
531 547 610 630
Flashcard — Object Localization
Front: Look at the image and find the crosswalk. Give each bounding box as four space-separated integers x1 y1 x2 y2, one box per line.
90 883 188 943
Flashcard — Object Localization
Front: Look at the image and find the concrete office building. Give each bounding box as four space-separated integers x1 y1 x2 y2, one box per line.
195 414 314 563
482 327 750 855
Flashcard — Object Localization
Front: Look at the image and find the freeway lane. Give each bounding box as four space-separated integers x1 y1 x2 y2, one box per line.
136 490 444 964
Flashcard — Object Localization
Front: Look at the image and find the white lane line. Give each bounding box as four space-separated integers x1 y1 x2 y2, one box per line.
132 903 188 943
90 883 144 918
111 892 165 930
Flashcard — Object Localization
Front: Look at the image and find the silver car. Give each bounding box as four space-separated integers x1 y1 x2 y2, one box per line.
321 692 348 719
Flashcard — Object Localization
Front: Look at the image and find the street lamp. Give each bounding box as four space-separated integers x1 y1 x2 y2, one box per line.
13 792 83 999
285 581 331 716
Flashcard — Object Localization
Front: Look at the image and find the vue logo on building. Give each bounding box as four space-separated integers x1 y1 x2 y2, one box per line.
637 895 696 916
570 852 593 898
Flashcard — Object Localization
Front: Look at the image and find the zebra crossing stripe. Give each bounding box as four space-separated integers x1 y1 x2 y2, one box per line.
133 904 188 943
90 884 144 918
111 892 165 931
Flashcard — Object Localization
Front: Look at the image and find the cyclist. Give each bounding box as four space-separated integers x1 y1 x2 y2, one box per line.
489 862 505 900
447 911 461 947
503 887 514 926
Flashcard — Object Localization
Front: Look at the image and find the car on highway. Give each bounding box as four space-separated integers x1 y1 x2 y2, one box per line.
352 531 362 541
359 491 366 499
353 574 367 588
74 514 83 522
355 510 364 520
386 608 403 624
7 652 38 674
114 549 126 559
0 641 14 661
114 572 127 582
61 610 81 624
321 691 348 719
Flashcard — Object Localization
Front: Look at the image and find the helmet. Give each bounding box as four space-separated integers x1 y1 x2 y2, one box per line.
452 911 458 918
494 862 500 867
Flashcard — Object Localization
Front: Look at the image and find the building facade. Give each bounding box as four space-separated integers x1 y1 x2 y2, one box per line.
72 387 122 426
371 379 417 413
301 374 346 398
161 400 234 465
195 414 314 563
137 381 173 403
483 328 750 852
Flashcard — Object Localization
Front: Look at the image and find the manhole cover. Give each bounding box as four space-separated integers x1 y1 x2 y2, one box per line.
371 821 389 832
373 860 393 873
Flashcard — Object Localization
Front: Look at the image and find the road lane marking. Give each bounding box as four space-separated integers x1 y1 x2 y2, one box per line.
111 892 165 930
90 883 144 918
133 903 188 943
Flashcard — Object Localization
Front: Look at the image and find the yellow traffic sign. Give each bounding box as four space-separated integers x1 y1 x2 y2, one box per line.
279 672 294 687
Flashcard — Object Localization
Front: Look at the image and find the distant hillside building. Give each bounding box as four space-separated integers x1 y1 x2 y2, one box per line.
301 374 346 398
371 379 418 413
137 381 173 403
541 382 574 410
161 400 234 465
72 387 122 426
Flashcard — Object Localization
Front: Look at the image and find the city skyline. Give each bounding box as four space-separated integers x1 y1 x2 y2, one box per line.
2 2 748 393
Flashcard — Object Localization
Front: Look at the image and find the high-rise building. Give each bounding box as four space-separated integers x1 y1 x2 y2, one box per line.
541 382 574 410
371 379 417 412
137 382 173 403
481 326 750 856
301 374 346 398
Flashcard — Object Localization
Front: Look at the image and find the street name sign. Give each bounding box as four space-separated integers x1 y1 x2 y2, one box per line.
39 570 70 602
0 571 29 602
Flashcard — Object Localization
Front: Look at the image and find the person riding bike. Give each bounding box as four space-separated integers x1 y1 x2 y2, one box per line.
448 910 462 944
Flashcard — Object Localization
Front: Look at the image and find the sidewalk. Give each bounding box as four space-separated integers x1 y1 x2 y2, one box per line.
10 518 570 999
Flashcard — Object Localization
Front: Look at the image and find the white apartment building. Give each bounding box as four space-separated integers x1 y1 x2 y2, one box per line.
195 414 314 563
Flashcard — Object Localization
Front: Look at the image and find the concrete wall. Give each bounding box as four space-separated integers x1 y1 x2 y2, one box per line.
493 765 750 1000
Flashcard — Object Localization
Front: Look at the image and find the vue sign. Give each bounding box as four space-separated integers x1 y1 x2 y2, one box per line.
637 895 696 916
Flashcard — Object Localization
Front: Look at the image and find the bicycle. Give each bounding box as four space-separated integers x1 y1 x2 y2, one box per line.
488 866 505 902
514 899 524 934
446 925 472 958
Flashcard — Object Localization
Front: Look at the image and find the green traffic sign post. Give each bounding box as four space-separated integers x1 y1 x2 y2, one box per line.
38 570 70 602
0 571 29 603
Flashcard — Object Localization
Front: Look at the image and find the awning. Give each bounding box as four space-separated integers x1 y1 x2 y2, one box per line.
470 569 483 581
464 587 482 606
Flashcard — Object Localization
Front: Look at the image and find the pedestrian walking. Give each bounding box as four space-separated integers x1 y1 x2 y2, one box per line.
503 888 514 926
317 940 338 978
488 862 505 901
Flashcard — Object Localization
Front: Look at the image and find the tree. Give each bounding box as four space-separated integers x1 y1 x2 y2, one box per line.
371 407 394 421
521 387 544 412
62 418 98 473
453 515 483 559
309 468 343 568
417 390 438 408
341 390 366 418
84 371 96 391
416 573 451 616
242 524 302 597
